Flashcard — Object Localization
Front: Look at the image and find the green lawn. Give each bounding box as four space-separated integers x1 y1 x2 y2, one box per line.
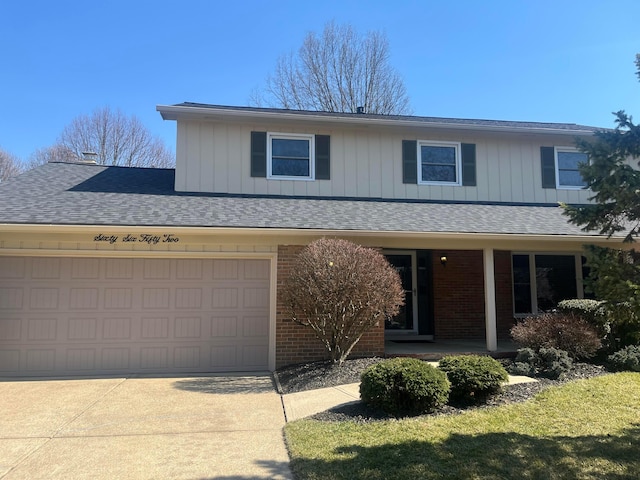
285 373 640 480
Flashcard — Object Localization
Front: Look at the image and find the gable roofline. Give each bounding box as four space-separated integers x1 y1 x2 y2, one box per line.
157 102 601 136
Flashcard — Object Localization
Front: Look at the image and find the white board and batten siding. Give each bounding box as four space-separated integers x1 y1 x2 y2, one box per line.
0 256 271 377
175 119 593 205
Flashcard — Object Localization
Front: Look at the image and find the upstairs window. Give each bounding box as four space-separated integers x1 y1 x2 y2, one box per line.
267 133 314 180
418 141 461 185
555 147 588 189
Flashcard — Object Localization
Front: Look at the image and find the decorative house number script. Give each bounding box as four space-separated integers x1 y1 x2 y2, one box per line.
93 233 180 245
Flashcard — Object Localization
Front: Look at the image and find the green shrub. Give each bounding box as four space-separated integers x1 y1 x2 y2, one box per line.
510 348 537 376
557 299 608 332
360 358 450 416
607 345 640 372
511 347 573 380
438 355 508 402
510 312 602 360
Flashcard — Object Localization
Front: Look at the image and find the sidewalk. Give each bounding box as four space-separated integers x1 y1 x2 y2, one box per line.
281 372 538 422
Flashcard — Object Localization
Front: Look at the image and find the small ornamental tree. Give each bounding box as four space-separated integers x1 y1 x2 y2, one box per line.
281 238 404 365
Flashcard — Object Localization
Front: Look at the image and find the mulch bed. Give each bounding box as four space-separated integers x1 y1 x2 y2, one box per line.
274 356 609 423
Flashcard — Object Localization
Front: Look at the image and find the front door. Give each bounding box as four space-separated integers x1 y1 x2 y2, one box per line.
384 251 418 333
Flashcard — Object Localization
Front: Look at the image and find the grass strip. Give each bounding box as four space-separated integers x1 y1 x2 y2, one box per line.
285 372 640 480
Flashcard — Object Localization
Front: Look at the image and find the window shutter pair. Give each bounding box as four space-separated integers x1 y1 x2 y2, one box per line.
250 132 330 179
402 140 477 186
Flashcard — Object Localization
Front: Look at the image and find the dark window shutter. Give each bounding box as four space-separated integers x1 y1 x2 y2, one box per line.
541 146 556 188
402 140 417 184
461 143 476 186
251 131 267 178
315 135 330 180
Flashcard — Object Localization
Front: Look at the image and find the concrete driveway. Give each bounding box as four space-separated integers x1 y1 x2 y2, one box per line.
0 375 292 479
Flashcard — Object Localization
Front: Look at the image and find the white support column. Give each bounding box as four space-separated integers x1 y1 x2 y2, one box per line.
483 248 498 351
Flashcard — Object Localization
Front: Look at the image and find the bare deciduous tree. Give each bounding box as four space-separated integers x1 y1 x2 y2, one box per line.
254 21 411 115
26 144 79 170
0 147 23 182
281 238 404 365
58 107 175 168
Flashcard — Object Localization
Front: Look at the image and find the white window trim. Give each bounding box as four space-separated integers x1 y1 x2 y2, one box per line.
267 132 315 181
554 146 588 190
417 140 462 186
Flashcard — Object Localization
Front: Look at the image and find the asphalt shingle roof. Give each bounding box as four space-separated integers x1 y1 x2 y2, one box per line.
0 162 604 237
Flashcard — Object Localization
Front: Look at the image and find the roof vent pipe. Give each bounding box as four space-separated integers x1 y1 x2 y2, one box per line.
356 106 365 114
81 152 98 164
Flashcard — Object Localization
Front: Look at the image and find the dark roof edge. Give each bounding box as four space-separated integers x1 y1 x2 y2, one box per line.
171 189 583 208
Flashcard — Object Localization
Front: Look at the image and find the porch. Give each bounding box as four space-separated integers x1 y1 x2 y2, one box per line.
384 338 518 360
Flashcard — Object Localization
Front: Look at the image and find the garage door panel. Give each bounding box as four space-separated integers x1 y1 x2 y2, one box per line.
243 345 269 367
211 316 238 337
141 317 169 339
68 317 98 340
0 288 24 309
71 258 100 278
26 349 56 371
212 260 239 280
243 259 270 280
0 349 20 371
105 259 134 279
0 257 271 376
143 258 171 279
70 288 100 310
66 348 97 371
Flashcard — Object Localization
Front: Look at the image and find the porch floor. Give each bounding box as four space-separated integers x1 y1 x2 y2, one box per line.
384 338 518 360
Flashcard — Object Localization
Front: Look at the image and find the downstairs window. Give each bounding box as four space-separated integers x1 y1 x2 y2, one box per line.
512 253 588 315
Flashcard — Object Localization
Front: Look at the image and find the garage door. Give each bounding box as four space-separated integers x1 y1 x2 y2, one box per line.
0 257 271 376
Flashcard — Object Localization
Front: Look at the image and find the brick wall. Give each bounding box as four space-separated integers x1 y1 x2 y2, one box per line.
431 250 515 340
432 250 485 338
275 245 385 368
275 245 515 367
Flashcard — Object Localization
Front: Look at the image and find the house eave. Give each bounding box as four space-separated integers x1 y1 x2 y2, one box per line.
0 223 625 245
156 104 597 137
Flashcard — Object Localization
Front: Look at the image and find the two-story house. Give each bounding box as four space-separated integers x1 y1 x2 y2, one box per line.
0 103 628 377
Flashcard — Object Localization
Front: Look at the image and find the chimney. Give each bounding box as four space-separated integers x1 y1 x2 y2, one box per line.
356 106 365 114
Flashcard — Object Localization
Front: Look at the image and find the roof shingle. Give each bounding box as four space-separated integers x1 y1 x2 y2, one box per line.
0 162 606 237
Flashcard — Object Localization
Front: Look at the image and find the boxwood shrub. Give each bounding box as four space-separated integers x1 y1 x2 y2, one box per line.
511 347 573 379
360 357 450 416
607 345 640 372
438 355 509 402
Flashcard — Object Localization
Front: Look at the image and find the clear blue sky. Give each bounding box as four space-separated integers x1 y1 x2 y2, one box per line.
1 0 639 162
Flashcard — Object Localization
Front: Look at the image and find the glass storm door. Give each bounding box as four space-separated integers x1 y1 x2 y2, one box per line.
384 252 418 333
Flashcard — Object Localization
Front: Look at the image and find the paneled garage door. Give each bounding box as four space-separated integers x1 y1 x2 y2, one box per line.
0 257 271 376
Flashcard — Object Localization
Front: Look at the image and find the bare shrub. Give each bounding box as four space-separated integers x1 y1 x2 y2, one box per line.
510 312 602 360
281 238 404 365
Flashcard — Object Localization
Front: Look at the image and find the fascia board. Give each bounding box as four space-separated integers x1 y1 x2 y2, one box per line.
0 223 626 244
156 104 597 137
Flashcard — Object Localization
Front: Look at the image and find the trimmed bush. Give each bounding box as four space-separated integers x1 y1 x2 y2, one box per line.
360 358 450 416
557 299 608 332
510 312 602 360
511 347 573 380
438 355 509 402
607 345 640 372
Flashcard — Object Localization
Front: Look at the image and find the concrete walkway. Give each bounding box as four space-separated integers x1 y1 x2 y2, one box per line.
0 375 292 479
